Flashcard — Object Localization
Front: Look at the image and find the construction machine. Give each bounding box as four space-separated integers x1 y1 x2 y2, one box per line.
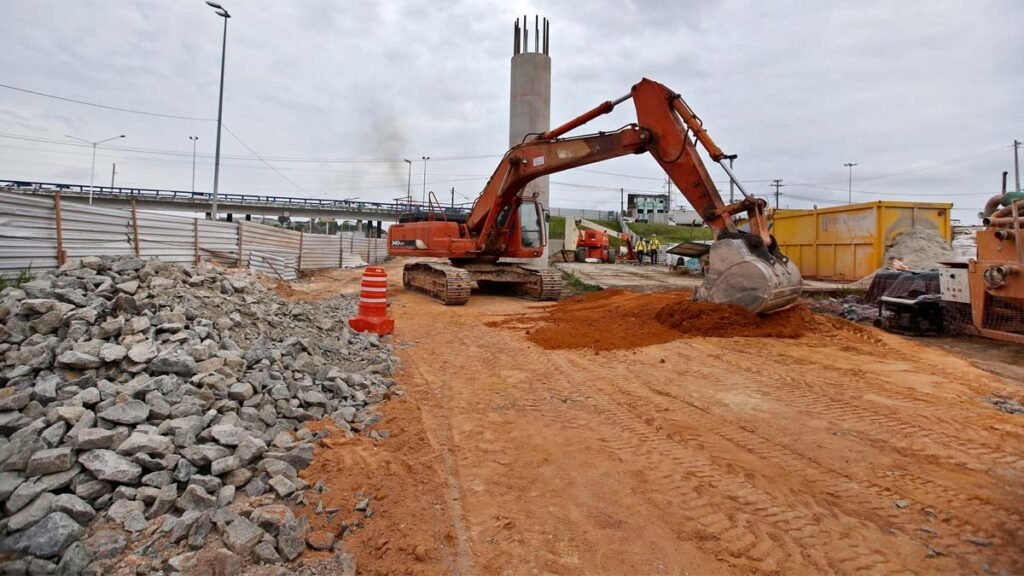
388 78 802 312
566 218 628 263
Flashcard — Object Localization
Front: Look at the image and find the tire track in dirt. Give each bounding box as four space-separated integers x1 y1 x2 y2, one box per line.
585 356 1017 570
756 342 1024 445
405 365 476 576
527 353 927 575
389 290 1022 574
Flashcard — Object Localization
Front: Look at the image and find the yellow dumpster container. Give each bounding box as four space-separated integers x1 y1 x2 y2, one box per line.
772 201 952 281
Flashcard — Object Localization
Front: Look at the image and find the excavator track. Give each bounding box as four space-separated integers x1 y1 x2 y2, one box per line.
402 262 472 305
513 266 563 301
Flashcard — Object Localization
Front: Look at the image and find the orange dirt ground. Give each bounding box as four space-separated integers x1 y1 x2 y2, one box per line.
287 267 1024 575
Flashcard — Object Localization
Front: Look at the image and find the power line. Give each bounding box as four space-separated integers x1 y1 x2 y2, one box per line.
0 82 215 121
786 182 995 197
221 124 305 192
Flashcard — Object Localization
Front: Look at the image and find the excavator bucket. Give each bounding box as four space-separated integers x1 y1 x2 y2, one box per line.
695 237 803 313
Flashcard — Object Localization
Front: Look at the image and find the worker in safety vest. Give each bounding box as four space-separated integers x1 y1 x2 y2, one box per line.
635 237 647 265
648 234 661 265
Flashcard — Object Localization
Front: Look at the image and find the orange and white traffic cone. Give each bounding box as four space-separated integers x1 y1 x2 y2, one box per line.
348 267 395 336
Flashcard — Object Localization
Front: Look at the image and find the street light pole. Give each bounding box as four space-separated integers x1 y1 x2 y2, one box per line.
844 162 858 205
66 133 125 204
207 2 231 220
189 136 199 193
421 156 430 204
403 159 412 205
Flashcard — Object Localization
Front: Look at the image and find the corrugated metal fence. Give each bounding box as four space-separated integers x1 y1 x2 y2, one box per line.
0 189 387 280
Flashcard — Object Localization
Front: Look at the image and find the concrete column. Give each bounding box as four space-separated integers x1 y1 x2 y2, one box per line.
508 16 551 267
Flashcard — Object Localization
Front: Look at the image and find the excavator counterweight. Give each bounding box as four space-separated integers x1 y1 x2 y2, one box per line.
388 78 802 312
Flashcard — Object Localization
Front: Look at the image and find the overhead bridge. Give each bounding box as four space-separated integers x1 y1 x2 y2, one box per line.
0 180 471 223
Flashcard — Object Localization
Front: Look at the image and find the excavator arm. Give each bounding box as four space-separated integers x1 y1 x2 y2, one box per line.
389 78 802 312
466 78 774 257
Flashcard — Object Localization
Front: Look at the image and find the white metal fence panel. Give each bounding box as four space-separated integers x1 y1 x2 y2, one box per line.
0 188 381 280
60 199 134 261
198 220 239 266
241 223 301 280
136 210 196 264
0 190 59 276
341 233 387 265
300 235 341 270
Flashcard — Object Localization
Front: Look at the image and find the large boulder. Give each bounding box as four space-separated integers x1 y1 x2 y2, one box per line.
98 400 150 425
77 450 142 484
4 512 83 558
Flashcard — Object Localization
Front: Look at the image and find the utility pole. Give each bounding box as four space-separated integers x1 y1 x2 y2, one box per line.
110 163 117 188
65 133 125 204
421 156 430 203
1014 139 1021 194
450 187 455 207
189 136 199 193
620 187 624 218
771 179 785 211
844 162 858 205
206 2 231 221
403 159 412 205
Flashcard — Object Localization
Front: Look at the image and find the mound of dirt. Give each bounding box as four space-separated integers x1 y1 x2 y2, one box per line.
654 301 814 338
499 289 847 351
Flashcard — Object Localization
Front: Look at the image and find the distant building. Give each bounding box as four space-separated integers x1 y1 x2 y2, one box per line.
627 193 669 222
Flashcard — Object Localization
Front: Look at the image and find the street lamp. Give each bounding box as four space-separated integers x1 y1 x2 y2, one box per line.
66 133 125 204
207 1 231 220
188 136 199 193
403 159 412 205
421 156 430 204
843 162 858 205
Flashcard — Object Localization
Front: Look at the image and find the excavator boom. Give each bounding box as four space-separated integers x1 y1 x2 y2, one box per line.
388 78 802 312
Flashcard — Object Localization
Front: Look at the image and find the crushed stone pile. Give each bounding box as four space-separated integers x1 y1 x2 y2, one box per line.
0 256 395 575
491 289 851 351
883 227 954 271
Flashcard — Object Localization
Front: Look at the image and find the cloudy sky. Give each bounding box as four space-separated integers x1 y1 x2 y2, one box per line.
1 0 1020 223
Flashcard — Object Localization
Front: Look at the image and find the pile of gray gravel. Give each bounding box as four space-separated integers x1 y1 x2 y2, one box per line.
0 256 395 575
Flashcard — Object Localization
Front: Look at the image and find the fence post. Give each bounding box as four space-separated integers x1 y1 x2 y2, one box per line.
342 229 350 266
193 219 200 265
237 223 244 267
297 230 304 275
131 199 141 256
54 191 66 266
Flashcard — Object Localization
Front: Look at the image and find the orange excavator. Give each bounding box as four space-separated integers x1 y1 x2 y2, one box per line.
388 78 802 312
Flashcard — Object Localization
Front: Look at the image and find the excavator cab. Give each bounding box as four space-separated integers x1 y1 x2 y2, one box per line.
516 199 545 249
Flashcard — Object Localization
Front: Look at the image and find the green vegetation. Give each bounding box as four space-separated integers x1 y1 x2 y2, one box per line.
0 267 35 291
590 219 621 232
628 222 714 243
560 270 603 296
548 215 566 240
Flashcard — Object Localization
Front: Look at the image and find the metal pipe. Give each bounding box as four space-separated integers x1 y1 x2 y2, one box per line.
540 95 629 140
994 229 1015 240
983 215 1024 226
982 171 1009 217
718 160 753 200
992 197 1024 218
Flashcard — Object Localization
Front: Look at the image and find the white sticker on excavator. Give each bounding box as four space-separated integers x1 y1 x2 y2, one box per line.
533 156 545 167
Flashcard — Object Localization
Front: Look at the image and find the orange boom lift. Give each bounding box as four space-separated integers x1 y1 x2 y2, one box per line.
388 78 802 312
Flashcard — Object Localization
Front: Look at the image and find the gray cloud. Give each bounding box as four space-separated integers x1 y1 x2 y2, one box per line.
0 0 1020 221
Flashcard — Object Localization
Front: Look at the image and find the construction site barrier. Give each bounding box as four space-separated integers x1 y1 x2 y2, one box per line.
0 189 387 280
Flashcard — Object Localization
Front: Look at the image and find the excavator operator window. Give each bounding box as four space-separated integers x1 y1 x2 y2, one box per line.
519 202 543 248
